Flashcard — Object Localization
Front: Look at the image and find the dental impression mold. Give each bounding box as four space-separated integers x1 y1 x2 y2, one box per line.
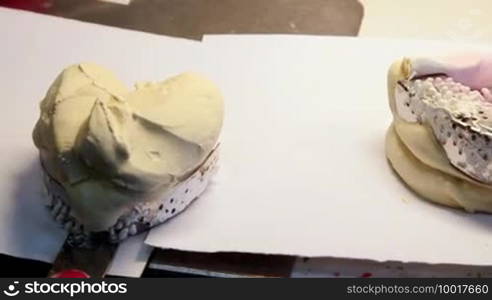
32 63 224 246
386 53 492 212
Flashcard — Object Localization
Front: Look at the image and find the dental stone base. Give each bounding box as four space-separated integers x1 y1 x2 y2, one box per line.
386 124 492 213
42 148 219 248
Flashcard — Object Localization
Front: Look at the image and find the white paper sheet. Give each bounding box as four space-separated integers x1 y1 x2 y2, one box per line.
107 234 153 277
145 34 492 265
0 7 204 277
359 0 492 43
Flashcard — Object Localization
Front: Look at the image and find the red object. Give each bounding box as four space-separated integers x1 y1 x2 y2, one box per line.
51 269 90 278
1 0 53 12
360 272 373 278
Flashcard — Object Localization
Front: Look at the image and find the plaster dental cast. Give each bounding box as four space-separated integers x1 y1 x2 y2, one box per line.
32 63 224 246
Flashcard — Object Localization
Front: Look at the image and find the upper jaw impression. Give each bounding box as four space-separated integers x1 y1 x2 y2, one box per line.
394 53 492 184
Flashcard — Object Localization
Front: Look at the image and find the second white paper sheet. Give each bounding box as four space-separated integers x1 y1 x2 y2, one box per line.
146 35 492 265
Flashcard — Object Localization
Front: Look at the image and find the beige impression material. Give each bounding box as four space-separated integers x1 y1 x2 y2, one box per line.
33 63 224 231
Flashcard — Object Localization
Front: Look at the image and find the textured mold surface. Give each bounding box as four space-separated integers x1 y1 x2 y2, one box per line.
43 147 219 248
395 75 492 184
